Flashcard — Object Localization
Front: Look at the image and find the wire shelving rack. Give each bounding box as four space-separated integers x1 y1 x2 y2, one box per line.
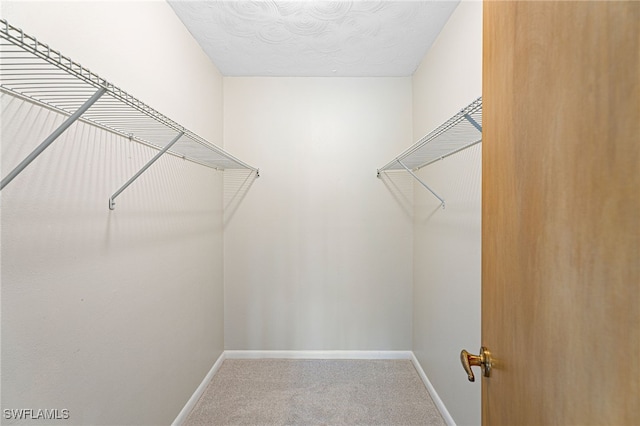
377 97 482 208
0 19 258 209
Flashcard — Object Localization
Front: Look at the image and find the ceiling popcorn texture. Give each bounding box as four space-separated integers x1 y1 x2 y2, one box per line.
168 1 460 77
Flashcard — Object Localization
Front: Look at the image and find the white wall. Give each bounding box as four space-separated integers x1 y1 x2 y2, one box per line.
412 2 483 425
1 2 225 424
2 1 482 423
223 77 414 350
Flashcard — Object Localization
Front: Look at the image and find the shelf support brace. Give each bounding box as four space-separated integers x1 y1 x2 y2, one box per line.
464 114 482 133
0 87 107 190
397 159 445 209
109 131 184 210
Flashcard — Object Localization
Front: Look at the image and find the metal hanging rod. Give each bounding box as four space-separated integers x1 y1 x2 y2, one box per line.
377 97 482 207
0 18 259 202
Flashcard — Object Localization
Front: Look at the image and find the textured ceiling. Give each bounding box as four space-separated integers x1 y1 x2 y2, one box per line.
168 1 460 77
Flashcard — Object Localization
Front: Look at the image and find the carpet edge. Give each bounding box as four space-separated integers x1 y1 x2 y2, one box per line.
173 350 456 426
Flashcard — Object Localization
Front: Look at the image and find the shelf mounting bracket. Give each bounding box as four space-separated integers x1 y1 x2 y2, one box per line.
463 113 482 133
0 87 107 190
397 159 445 209
109 131 184 210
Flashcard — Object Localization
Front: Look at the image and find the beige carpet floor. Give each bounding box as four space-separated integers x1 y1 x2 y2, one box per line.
183 359 446 426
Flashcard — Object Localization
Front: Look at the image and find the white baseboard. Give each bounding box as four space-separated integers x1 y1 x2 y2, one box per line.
171 351 226 426
410 352 456 426
224 350 413 359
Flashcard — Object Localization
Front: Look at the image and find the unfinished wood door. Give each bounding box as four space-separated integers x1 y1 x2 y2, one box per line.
481 1 639 424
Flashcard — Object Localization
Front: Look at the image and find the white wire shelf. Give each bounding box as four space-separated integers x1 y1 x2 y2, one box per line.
377 97 482 208
0 19 258 207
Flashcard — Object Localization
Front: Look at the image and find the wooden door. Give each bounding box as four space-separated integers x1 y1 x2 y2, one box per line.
482 1 639 424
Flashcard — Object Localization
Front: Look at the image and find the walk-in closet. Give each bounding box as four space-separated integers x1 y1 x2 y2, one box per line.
2 1 637 425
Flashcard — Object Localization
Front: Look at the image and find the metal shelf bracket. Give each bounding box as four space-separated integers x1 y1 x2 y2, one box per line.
397 159 445 209
463 113 482 133
0 87 106 190
109 132 184 210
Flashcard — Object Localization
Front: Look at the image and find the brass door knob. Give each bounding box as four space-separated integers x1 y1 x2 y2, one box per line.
460 346 491 382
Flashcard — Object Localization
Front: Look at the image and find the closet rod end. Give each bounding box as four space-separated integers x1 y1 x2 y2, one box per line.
109 198 116 210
